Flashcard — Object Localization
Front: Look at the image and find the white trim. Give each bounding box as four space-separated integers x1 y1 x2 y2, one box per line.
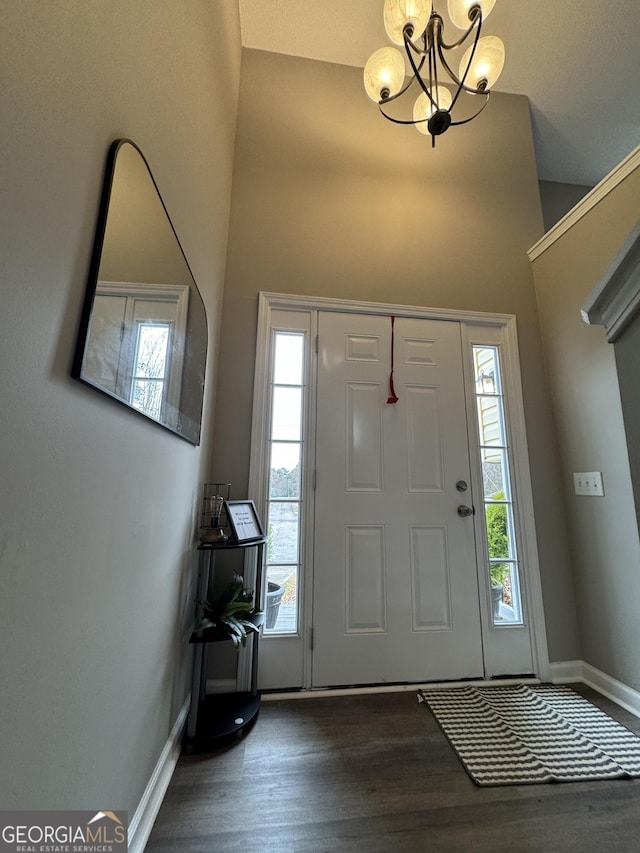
128 695 189 853
501 319 550 682
580 219 640 342
548 660 584 684
461 323 548 679
258 292 514 326
582 662 640 719
263 665 640 721
262 677 541 701
528 145 640 262
248 302 316 690
549 660 640 720
302 313 319 689
241 298 280 691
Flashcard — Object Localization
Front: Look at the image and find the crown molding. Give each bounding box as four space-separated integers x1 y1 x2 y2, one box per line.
528 145 640 262
580 218 640 341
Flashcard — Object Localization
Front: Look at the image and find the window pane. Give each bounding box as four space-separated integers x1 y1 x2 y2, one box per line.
481 448 510 500
132 379 163 419
477 397 506 447
270 443 301 498
485 501 515 560
135 324 169 378
272 386 302 440
274 333 304 385
265 565 297 634
267 502 299 563
490 562 522 624
473 346 501 395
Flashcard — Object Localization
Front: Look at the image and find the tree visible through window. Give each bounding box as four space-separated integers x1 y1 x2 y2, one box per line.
130 322 170 421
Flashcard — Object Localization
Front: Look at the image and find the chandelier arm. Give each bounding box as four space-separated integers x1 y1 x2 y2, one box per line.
402 20 432 57
403 31 439 107
438 8 482 51
428 43 436 108
447 91 491 126
378 104 429 126
431 28 440 103
436 20 487 111
435 43 466 111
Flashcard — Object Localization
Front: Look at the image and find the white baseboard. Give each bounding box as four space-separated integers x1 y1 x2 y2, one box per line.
581 662 640 719
128 695 190 853
262 677 541 702
264 666 640 720
547 660 584 683
549 660 640 719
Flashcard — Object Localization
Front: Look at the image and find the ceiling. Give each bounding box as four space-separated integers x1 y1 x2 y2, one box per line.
238 0 640 187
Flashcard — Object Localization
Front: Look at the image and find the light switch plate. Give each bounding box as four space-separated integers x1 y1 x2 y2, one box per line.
573 472 604 496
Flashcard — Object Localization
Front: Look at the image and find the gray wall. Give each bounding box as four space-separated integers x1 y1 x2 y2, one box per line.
539 181 593 232
532 167 640 691
615 310 640 531
214 48 581 665
0 0 240 816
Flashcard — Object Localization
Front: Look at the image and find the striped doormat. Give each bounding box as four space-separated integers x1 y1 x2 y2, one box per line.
418 683 640 786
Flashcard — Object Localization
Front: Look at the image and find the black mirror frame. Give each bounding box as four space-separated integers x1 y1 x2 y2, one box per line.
72 139 208 445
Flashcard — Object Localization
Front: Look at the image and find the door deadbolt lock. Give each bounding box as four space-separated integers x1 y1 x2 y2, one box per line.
456 480 468 492
457 504 474 517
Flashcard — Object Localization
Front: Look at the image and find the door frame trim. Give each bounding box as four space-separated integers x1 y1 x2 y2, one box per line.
248 292 550 688
255 291 519 325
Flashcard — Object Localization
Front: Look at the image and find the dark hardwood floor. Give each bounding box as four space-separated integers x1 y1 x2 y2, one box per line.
146 684 640 852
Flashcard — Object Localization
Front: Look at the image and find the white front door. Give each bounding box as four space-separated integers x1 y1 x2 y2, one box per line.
312 312 484 686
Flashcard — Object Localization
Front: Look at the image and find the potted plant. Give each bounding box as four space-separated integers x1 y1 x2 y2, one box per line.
195 574 263 648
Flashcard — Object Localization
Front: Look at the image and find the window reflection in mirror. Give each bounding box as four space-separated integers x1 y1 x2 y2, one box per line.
72 140 207 445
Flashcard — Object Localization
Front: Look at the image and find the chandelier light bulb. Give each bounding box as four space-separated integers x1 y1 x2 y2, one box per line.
364 46 406 102
383 0 431 45
447 0 496 30
413 86 453 134
459 35 505 90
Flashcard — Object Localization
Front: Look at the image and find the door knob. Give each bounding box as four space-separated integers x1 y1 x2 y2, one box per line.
457 504 474 517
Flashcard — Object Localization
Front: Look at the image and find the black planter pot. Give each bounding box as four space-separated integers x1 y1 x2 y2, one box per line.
491 583 504 620
266 581 285 629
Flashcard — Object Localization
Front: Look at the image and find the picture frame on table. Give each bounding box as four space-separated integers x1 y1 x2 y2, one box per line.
225 500 265 544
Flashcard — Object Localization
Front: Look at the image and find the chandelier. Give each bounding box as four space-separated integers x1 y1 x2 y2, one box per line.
364 0 505 146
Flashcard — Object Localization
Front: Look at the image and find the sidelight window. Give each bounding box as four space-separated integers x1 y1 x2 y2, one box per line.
263 331 305 634
472 345 523 626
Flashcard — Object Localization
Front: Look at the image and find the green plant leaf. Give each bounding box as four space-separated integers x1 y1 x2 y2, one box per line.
194 575 259 646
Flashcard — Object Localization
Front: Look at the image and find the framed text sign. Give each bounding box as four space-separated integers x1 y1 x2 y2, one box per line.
225 500 265 544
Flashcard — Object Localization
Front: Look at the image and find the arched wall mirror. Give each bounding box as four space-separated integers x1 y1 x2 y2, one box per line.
72 139 208 445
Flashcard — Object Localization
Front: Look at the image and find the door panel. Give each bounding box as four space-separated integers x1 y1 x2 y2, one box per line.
405 386 443 491
312 312 484 687
345 526 387 632
346 382 384 491
409 525 452 630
